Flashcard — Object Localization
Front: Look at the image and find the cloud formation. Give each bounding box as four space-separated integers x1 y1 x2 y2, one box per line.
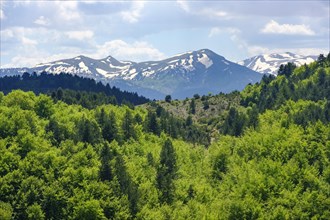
177 0 190 12
0 1 328 67
261 20 315 36
95 40 165 61
66 30 94 41
0 1 5 20
208 27 240 38
121 1 146 23
34 16 50 26
55 1 81 21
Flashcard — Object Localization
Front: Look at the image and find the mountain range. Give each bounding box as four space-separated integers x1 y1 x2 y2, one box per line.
0 50 319 99
239 52 317 75
0 49 262 99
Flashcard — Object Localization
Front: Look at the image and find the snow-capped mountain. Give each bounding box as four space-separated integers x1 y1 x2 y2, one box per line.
32 55 135 80
0 49 262 99
239 52 317 75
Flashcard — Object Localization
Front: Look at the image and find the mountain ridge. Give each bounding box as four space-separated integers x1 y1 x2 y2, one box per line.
239 52 317 75
0 49 262 99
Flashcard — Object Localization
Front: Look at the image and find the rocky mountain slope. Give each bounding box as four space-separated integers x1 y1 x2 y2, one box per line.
239 52 317 75
0 49 262 99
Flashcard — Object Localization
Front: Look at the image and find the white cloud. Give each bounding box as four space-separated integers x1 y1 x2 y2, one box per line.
208 27 240 38
246 46 328 57
12 1 32 7
1 36 165 67
82 1 98 4
54 1 80 21
34 16 50 26
7 55 46 68
32 1 81 22
261 20 315 36
177 2 229 19
3 52 67 68
247 46 271 56
200 8 228 18
2 49 87 68
21 36 38 46
0 29 14 40
66 30 94 41
208 28 221 38
0 9 4 20
1 27 61 44
0 1 5 20
177 0 190 12
95 40 165 61
121 1 146 23
293 48 328 56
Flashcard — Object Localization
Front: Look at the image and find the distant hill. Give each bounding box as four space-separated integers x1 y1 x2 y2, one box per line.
0 72 150 106
238 52 317 75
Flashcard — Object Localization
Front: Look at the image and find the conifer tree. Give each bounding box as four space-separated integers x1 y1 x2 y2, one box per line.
114 154 139 216
156 139 177 204
121 109 136 141
99 143 113 181
189 99 196 114
102 111 118 142
145 111 160 135
165 95 172 103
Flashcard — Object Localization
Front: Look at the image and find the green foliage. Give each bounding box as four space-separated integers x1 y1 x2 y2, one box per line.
0 201 13 220
73 200 105 220
189 99 196 114
212 151 228 181
121 109 137 141
34 94 54 118
0 72 149 106
26 203 45 220
278 62 296 77
203 100 209 110
222 107 247 136
77 116 102 144
144 110 160 135
146 103 211 146
0 57 329 219
99 143 113 181
241 53 330 112
193 94 200 99
157 139 177 204
165 95 172 103
96 109 119 142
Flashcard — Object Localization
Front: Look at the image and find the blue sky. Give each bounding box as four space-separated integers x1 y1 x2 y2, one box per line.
0 0 329 67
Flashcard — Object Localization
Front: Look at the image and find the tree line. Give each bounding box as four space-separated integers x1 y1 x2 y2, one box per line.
0 72 149 106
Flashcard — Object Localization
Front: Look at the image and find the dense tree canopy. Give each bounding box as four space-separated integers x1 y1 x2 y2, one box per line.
0 54 329 219
0 72 149 106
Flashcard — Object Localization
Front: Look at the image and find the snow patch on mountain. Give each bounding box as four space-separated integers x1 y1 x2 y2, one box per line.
240 52 317 75
78 62 89 72
198 54 213 68
0 48 262 99
96 68 108 75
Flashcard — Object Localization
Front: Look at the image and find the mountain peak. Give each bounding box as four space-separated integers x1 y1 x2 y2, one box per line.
240 52 317 75
74 55 89 60
101 55 119 62
1 49 262 99
197 48 215 55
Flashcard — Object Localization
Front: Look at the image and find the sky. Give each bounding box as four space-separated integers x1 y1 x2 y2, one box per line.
0 0 329 68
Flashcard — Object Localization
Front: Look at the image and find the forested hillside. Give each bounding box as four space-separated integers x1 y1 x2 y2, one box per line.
0 72 150 106
0 53 329 219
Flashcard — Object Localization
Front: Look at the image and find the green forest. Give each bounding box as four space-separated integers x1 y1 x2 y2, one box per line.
0 53 330 219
